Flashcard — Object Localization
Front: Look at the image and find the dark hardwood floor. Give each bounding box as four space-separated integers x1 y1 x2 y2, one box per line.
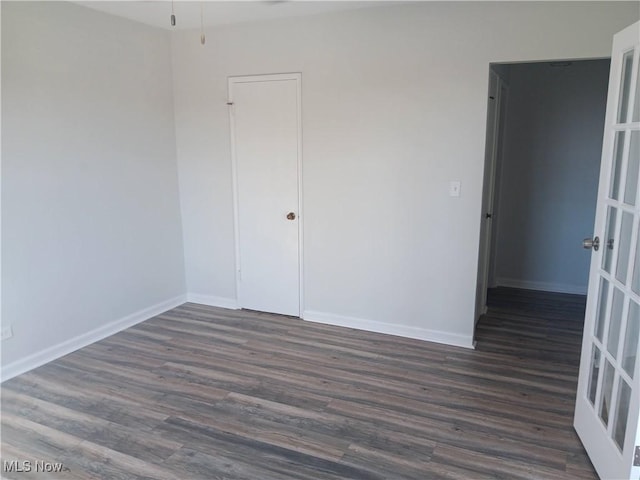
1 289 596 479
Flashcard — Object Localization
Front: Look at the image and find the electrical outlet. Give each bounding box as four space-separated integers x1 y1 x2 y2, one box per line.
1 326 13 341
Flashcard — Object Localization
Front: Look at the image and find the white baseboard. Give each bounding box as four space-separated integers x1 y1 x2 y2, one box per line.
302 310 475 349
186 293 239 310
1 294 187 382
495 277 587 295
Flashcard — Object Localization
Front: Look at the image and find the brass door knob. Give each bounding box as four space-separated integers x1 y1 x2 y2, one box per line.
286 212 296 220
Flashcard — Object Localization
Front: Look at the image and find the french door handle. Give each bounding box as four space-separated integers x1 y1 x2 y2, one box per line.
582 236 600 251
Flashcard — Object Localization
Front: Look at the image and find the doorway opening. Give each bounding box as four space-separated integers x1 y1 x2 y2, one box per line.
475 58 611 328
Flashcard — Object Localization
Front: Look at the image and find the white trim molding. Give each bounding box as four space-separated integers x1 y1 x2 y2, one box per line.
186 293 239 310
1 295 186 382
303 310 475 349
495 277 588 296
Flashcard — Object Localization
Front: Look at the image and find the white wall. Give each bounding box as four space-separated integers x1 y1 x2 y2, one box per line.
1 2 186 374
493 60 611 295
172 2 638 347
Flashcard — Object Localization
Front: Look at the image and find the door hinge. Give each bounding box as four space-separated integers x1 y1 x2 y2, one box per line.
634 446 640 467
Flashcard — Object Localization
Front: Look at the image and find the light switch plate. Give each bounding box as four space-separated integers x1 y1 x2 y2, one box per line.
449 181 461 197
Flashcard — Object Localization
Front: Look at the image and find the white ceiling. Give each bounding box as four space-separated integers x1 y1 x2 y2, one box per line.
77 1 400 31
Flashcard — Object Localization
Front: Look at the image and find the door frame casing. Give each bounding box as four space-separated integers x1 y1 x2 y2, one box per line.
227 73 304 316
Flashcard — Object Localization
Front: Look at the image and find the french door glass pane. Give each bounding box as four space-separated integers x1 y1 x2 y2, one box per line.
595 278 610 341
610 132 626 200
607 287 625 358
599 360 615 426
624 131 639 205
613 379 631 450
603 207 618 273
633 223 640 294
616 211 634 283
600 358 615 425
589 345 602 405
618 50 634 123
622 300 639 378
633 50 640 122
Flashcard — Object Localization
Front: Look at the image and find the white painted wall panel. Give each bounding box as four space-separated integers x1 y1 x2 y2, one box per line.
172 2 638 344
1 2 186 368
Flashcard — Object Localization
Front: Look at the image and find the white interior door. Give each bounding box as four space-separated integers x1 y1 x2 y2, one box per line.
574 22 640 480
477 69 507 319
229 74 302 317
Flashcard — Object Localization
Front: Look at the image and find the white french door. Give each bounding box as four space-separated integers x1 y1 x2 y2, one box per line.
574 22 640 480
228 74 302 317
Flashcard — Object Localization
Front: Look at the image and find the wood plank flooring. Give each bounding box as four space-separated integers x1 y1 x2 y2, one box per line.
1 289 596 479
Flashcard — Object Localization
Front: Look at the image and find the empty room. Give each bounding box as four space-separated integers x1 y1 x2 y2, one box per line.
1 1 639 479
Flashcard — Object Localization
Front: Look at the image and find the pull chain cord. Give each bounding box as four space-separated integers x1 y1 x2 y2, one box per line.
200 2 206 45
170 0 176 26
